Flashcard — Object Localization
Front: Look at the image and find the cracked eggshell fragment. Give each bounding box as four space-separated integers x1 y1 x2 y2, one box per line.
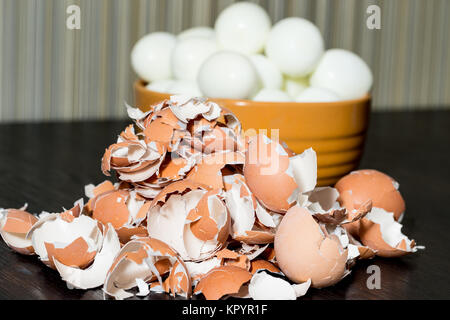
92 190 149 236
359 207 422 257
28 213 103 269
84 180 116 212
274 206 348 288
223 174 277 244
194 266 252 300
249 271 310 300
148 185 229 261
250 260 281 274
0 206 38 255
53 224 121 289
104 237 191 300
187 151 245 190
336 169 406 236
244 134 297 213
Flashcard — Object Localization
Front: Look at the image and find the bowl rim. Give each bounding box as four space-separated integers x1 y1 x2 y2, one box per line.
135 79 371 106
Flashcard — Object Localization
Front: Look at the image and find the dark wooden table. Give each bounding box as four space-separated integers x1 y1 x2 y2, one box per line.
0 111 449 300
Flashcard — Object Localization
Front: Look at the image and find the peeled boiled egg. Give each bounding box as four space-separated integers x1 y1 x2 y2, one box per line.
250 54 283 90
215 2 271 55
310 49 373 100
295 87 341 102
197 51 259 99
178 26 215 41
265 17 324 77
172 37 218 81
146 79 202 96
253 89 291 102
169 80 203 97
284 76 309 99
146 79 176 93
131 32 176 82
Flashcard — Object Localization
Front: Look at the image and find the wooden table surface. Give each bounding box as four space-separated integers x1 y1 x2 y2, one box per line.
0 111 449 300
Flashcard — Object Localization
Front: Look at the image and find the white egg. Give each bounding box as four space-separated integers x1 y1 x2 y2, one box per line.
131 32 176 82
295 87 341 102
253 89 292 102
284 76 309 99
146 79 176 93
177 26 215 41
265 17 324 77
168 80 203 97
215 2 271 55
172 37 218 81
310 49 373 100
250 54 283 90
197 51 259 99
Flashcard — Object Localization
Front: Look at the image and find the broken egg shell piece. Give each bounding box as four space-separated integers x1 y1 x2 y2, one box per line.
168 95 222 124
223 174 278 244
28 213 103 269
250 259 281 274
150 179 210 207
84 181 116 212
274 206 348 288
194 265 252 300
187 151 245 190
53 224 121 289
359 207 422 257
336 169 406 223
0 208 38 255
249 271 311 300
244 134 297 213
287 147 318 198
184 257 222 285
103 237 191 300
347 233 377 260
92 189 148 231
148 188 229 261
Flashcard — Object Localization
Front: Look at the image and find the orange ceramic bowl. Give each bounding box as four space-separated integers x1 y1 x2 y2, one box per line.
134 80 371 186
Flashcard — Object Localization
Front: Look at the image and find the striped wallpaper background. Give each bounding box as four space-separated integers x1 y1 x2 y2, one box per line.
0 0 449 122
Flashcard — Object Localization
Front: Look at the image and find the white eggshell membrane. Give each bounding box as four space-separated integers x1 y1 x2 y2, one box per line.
266 17 324 77
215 2 271 55
249 271 311 300
310 49 373 100
198 51 259 99
131 32 176 82
172 37 218 81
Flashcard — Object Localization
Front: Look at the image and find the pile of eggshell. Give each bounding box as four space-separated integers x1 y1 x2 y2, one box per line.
0 96 422 300
131 1 373 103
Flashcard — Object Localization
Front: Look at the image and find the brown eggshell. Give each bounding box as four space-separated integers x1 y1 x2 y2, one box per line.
250 259 281 274
45 237 97 269
274 206 348 288
244 134 297 213
194 266 252 300
0 209 38 255
92 190 130 229
358 216 416 258
335 169 405 235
